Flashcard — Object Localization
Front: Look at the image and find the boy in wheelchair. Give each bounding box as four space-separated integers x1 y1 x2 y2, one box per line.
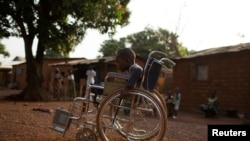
115 48 143 115
115 48 143 95
88 48 143 112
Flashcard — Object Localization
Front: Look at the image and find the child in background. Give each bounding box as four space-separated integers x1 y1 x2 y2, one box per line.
200 90 219 117
172 87 181 119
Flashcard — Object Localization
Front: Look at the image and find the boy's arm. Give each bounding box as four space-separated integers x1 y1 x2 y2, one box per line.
121 66 142 95
127 66 143 88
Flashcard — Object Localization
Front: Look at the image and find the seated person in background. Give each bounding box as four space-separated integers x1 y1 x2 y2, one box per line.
200 90 219 117
115 48 143 95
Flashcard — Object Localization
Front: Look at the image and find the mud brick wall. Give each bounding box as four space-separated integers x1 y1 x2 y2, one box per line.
172 50 250 118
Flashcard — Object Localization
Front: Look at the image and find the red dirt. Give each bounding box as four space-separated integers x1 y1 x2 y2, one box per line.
0 91 244 141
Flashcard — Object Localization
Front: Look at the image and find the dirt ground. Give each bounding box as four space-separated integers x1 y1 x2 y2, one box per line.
0 93 244 141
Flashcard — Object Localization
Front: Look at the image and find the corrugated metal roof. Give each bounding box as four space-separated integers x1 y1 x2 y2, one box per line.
0 61 26 69
0 66 12 69
181 43 250 59
12 56 26 61
49 56 115 66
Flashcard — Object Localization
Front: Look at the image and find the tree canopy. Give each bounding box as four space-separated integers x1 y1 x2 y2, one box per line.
0 41 10 66
0 42 9 58
99 37 126 57
0 0 130 101
0 32 9 59
99 27 192 60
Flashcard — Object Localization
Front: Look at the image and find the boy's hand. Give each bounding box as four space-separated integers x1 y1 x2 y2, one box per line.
120 86 132 99
121 88 129 95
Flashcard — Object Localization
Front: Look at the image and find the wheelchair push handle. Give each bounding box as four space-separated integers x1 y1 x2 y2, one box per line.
148 51 176 66
160 58 176 66
148 51 168 58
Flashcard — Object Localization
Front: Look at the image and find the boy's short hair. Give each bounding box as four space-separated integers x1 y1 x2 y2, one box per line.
116 48 136 61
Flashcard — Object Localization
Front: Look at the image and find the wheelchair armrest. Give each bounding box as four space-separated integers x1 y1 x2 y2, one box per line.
106 72 130 80
89 84 104 90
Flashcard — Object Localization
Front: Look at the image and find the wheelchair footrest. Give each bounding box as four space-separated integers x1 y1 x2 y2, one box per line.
49 126 65 133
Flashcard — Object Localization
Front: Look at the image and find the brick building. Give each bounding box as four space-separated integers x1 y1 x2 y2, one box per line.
172 43 250 118
11 57 85 90
50 56 145 96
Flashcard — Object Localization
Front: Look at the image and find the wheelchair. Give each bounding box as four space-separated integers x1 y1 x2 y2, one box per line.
50 51 175 141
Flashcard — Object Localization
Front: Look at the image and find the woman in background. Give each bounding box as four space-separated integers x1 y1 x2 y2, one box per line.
67 69 76 100
52 68 63 100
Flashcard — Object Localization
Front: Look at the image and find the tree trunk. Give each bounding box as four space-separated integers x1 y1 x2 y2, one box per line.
23 58 46 101
21 35 46 101
22 1 49 101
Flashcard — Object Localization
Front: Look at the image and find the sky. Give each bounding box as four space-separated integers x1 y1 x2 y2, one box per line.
1 0 250 62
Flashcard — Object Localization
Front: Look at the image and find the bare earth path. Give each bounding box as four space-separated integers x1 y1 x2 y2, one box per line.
0 90 244 141
0 99 244 141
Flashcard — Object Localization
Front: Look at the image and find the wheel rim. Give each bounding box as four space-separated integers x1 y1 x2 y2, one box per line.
96 88 167 141
76 128 97 141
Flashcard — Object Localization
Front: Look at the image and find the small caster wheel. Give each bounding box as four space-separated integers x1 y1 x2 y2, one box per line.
76 127 97 141
92 122 105 137
92 125 98 136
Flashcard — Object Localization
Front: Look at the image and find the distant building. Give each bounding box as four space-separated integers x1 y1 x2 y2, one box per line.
0 56 26 89
50 56 145 96
11 57 85 90
172 43 250 118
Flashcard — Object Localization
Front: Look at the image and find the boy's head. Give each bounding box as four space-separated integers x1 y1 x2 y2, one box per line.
210 90 216 98
116 48 136 72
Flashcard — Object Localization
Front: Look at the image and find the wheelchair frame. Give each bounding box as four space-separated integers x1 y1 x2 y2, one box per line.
49 51 175 141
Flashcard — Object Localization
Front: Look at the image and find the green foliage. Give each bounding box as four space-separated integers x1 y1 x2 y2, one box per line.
0 0 131 101
0 42 9 58
44 48 64 58
99 27 192 60
0 0 130 57
0 40 9 67
99 38 126 57
178 45 189 57
127 28 166 60
0 33 9 58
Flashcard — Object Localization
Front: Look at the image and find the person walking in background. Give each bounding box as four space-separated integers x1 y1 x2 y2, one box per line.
52 68 63 100
85 65 96 96
172 87 181 119
67 69 76 100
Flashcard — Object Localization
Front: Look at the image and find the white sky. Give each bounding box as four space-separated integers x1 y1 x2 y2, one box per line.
1 0 250 62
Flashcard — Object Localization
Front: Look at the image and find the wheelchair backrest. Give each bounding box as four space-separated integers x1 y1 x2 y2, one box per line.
142 57 163 92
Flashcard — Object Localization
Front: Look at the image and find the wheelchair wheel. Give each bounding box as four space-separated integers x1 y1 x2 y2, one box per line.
96 88 167 140
76 127 97 141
